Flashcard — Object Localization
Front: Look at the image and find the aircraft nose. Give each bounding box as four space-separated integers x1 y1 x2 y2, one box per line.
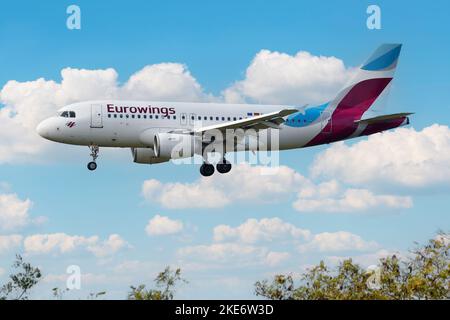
36 119 51 139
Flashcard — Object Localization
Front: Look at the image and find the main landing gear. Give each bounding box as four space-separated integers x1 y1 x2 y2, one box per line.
87 145 99 171
200 159 232 177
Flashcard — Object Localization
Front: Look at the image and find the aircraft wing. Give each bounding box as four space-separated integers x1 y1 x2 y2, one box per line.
193 108 298 134
355 112 414 125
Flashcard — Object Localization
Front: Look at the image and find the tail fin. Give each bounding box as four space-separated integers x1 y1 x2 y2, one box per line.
328 44 402 121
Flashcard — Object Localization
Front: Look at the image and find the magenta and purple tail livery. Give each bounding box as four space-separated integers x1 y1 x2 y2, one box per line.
284 44 407 147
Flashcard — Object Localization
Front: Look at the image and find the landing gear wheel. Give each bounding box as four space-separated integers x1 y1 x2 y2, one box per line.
87 145 99 171
87 161 97 171
216 160 232 174
200 163 215 177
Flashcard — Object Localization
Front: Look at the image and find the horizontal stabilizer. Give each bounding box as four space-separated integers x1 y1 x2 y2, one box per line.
355 112 414 125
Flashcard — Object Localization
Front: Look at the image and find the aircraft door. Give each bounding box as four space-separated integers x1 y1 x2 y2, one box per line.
90 104 103 128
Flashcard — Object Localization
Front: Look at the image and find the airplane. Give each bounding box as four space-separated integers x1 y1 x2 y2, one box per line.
36 44 412 176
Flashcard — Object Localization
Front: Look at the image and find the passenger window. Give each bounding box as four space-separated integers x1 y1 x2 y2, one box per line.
108 114 111 118
173 115 176 120
120 114 123 118
138 115 141 119
182 115 186 120
167 115 171 119
222 117 225 121
149 115 153 119
126 114 129 118
131 115 135 119
216 117 219 121
155 115 159 119
233 117 236 121
198 116 201 120
191 116 195 120
143 115 147 119
227 117 231 121
204 116 207 120
114 114 117 118
210 116 213 120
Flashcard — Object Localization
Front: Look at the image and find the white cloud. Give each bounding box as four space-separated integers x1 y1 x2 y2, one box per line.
0 234 23 254
178 243 268 264
298 231 379 253
293 180 413 213
122 63 209 102
264 251 290 267
0 193 33 231
0 267 4 277
43 272 109 285
23 233 97 254
23 233 128 257
311 125 450 188
142 163 306 209
145 215 183 236
213 218 310 243
87 234 130 258
223 49 355 105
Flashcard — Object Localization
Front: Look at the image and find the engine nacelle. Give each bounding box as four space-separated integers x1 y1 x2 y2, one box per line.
131 147 169 164
154 133 201 159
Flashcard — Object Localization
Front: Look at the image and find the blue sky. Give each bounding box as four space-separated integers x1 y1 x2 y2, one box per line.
0 0 449 299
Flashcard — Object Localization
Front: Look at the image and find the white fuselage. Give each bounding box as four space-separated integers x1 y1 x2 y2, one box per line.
36 100 325 151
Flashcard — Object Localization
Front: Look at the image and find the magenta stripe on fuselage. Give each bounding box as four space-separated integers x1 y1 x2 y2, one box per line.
305 78 393 146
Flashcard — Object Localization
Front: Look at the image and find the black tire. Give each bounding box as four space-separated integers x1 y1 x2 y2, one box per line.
87 161 97 171
200 163 214 176
216 160 232 174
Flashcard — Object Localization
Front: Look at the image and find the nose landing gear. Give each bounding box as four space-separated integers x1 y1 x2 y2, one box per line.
87 145 99 171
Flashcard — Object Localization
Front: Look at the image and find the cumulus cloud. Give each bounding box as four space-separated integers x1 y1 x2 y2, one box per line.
311 125 450 189
179 217 379 268
178 242 285 267
298 231 379 253
23 233 128 257
0 193 33 231
264 251 290 267
142 163 412 213
142 163 306 209
86 234 130 258
122 63 209 102
223 49 355 105
293 180 412 213
0 234 23 254
145 215 183 236
213 217 310 243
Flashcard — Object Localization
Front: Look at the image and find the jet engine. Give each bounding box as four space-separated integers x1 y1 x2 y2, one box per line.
131 147 169 164
153 133 201 159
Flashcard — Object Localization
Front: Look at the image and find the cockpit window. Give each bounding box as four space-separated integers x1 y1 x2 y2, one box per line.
60 111 76 118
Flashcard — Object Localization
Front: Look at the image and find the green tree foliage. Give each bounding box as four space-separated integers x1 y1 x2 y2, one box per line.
128 266 187 300
255 232 449 300
0 255 42 300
